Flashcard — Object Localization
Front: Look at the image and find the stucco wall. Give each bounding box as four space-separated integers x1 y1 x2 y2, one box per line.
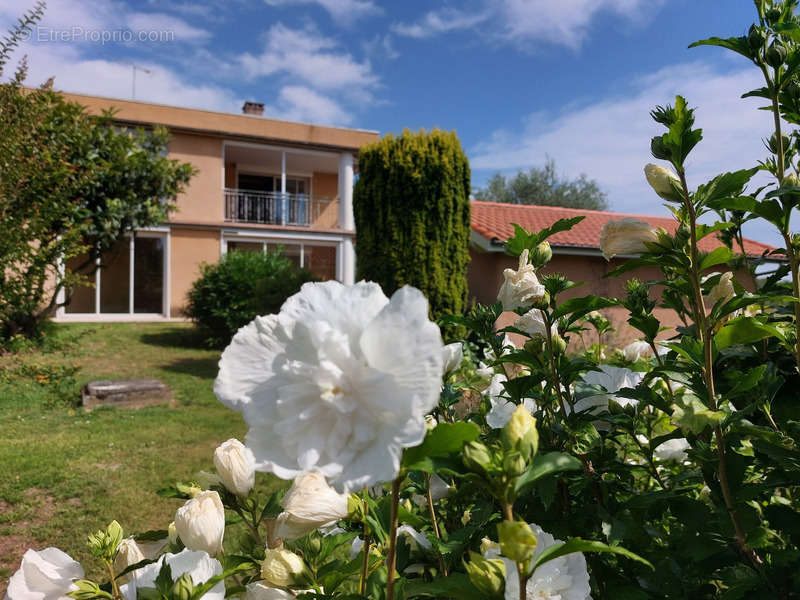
468 247 752 349
167 133 224 223
170 228 221 317
312 172 339 229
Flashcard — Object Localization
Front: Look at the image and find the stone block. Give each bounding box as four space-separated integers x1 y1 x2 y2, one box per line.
81 378 174 411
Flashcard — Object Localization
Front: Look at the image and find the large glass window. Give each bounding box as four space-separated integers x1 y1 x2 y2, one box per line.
225 238 337 280
134 237 164 313
60 234 166 316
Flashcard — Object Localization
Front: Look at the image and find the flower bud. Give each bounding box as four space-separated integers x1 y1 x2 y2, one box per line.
529 290 550 310
599 218 659 261
497 520 537 564
623 340 651 362
768 132 791 155
442 342 464 376
168 522 178 545
171 572 195 600
464 551 506 597
261 548 306 588
747 24 766 52
174 490 225 556
273 472 350 541
502 452 527 477
497 249 546 311
463 441 493 474
114 537 145 584
213 438 256 498
523 337 544 354
501 405 539 461
707 271 735 307
480 537 499 555
766 41 787 68
644 163 681 201
551 333 567 356
530 241 552 268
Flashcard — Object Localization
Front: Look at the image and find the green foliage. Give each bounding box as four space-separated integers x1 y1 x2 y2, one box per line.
353 128 471 320
474 157 609 210
186 249 317 348
0 20 194 345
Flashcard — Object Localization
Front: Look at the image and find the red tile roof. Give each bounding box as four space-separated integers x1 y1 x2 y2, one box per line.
470 200 777 259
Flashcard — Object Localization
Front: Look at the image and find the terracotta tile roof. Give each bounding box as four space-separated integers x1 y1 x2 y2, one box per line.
470 200 777 259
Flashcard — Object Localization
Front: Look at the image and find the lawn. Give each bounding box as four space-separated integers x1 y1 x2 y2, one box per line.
0 322 250 593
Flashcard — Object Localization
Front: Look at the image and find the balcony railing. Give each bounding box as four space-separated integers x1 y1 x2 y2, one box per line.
224 188 336 228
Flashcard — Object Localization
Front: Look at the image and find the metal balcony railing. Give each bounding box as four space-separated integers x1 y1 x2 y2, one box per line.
223 188 336 227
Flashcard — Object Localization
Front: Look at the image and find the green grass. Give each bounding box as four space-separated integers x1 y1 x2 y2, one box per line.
0 322 250 589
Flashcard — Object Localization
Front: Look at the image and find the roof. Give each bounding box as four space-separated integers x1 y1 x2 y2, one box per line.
470 200 777 259
56 91 379 152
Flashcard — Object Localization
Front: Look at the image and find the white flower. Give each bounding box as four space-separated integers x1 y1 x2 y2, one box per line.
114 538 145 584
497 249 546 311
574 365 644 415
514 309 556 339
349 537 365 560
476 361 494 380
707 271 736 307
484 373 537 429
411 474 452 506
599 218 658 261
442 342 463 376
486 523 591 600
261 549 305 588
120 550 224 600
644 163 681 200
244 582 295 599
174 490 225 556
397 525 432 550
273 472 350 541
5 548 83 600
623 340 651 362
213 438 256 497
214 281 444 493
653 438 691 462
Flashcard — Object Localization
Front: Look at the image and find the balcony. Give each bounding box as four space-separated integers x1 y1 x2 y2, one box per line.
223 188 337 228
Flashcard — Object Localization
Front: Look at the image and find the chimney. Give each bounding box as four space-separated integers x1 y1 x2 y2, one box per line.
242 101 264 116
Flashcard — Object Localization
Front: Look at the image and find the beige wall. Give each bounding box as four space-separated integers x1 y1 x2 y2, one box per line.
468 247 753 349
168 133 224 223
170 228 221 317
312 172 339 229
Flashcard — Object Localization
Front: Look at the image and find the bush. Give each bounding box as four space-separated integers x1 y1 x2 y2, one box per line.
353 128 471 321
186 249 317 347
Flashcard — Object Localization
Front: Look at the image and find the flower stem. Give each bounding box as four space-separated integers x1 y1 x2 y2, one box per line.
500 502 527 600
385 476 402 600
424 473 448 577
105 560 122 600
359 493 370 596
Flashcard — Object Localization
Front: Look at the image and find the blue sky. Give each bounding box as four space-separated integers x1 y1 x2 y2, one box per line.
0 0 786 246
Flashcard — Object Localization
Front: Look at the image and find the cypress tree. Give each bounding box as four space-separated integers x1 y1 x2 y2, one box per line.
353 128 471 319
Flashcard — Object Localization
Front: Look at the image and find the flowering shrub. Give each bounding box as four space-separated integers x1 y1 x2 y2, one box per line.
8 2 800 598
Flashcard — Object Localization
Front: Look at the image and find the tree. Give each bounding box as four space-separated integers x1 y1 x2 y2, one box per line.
0 4 194 342
353 129 471 320
474 157 609 210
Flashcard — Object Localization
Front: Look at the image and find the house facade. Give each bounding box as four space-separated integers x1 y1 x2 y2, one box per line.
54 93 379 320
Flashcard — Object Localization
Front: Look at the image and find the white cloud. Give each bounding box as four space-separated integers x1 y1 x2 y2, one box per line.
391 0 662 49
238 22 378 95
264 0 379 23
363 33 399 60
266 85 352 125
391 8 489 39
471 60 784 247
126 12 211 42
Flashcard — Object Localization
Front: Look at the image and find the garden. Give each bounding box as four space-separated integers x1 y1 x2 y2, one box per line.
4 2 800 599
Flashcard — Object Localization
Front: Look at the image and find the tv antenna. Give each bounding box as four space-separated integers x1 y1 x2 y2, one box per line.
130 64 151 99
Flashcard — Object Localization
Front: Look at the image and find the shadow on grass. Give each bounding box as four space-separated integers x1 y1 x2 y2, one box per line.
161 357 219 379
139 326 209 350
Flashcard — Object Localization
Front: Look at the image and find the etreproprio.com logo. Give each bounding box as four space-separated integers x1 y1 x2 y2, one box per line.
21 26 175 45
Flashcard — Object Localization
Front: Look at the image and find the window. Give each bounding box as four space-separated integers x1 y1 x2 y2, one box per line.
62 233 166 315
224 237 337 280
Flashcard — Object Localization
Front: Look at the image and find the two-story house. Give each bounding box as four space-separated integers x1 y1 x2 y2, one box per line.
54 93 378 320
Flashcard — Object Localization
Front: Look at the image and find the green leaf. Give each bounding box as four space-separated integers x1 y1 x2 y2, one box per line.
714 316 784 349
514 452 582 494
402 422 480 471
671 396 724 435
689 36 753 60
503 217 585 257
529 538 653 578
699 246 734 271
